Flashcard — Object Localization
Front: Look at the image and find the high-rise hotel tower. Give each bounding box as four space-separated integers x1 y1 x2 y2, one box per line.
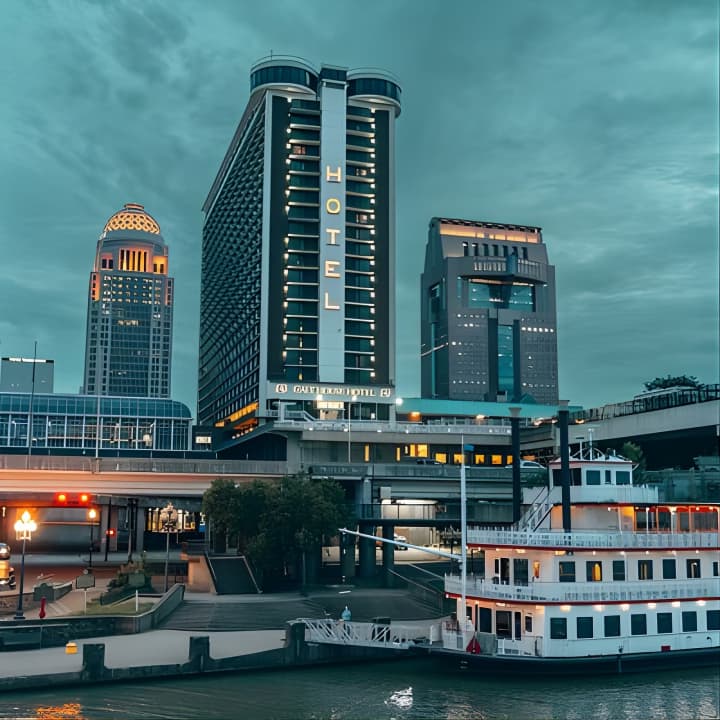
421 218 558 405
83 203 174 398
199 57 401 433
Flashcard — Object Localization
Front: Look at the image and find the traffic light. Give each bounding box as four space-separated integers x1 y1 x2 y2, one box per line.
53 492 93 506
106 528 116 537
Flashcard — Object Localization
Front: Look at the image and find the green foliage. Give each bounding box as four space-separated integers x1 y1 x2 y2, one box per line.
201 475 351 588
643 375 702 391
621 441 646 481
201 477 242 536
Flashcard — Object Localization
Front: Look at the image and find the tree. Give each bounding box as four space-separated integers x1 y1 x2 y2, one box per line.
643 375 702 391
620 441 646 482
201 478 241 552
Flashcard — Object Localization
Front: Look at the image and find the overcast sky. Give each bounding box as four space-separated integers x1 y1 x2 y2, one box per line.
0 0 717 415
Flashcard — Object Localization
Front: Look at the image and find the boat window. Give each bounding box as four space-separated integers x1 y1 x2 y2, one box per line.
513 558 529 586
656 612 673 633
638 559 653 580
631 614 647 635
586 561 602 582
524 614 533 633
662 558 676 579
550 617 567 639
604 470 612 484
616 471 630 485
707 610 720 631
514 611 522 640
576 616 593 639
686 558 701 578
586 470 601 485
495 610 512 638
533 561 541 579
713 561 719 577
559 561 575 582
604 615 621 637
612 560 626 581
681 611 697 632
478 607 492 633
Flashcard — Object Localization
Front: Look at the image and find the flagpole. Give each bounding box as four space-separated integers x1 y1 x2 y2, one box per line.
460 433 467 629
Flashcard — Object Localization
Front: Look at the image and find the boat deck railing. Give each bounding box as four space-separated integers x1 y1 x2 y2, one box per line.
445 575 720 603
298 618 437 649
467 528 720 549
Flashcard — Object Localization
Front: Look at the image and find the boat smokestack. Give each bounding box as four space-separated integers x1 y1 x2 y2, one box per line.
558 400 572 533
509 407 522 525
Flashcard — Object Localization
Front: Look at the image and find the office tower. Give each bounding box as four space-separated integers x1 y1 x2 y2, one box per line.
421 218 558 404
0 357 54 393
199 57 401 432
83 203 174 398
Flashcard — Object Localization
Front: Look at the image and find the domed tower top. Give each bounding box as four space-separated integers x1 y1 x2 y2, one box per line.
103 203 161 235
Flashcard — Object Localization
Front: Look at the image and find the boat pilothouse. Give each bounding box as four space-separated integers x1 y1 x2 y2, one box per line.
442 447 720 671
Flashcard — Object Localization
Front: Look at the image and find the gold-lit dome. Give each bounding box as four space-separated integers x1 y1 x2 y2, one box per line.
104 203 161 235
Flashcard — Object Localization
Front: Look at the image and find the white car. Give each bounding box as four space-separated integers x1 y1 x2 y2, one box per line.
506 460 545 470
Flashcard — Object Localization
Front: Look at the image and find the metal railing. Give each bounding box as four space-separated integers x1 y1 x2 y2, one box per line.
445 575 720 603
299 618 433 649
466 528 720 549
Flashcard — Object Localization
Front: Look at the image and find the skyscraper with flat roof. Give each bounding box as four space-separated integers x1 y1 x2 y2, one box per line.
421 217 558 404
83 203 174 398
199 56 401 435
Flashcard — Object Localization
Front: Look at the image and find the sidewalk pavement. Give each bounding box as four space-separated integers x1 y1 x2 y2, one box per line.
0 629 287 679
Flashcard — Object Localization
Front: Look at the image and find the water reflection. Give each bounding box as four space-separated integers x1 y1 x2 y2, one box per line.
0 661 717 720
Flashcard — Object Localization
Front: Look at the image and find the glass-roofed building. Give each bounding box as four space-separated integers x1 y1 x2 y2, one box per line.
0 393 192 453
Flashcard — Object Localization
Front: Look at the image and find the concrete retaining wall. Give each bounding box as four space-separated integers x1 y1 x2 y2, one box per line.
0 620 412 692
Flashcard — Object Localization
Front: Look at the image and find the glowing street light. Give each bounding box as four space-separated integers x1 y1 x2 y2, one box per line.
13 510 37 620
159 503 179 592
87 508 98 569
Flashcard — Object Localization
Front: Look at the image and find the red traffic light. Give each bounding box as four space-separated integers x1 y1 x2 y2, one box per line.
53 492 93 507
106 528 116 537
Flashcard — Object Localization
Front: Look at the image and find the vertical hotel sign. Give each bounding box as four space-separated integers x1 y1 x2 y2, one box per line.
318 77 347 383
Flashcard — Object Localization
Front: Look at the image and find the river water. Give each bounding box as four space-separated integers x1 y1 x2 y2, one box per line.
0 660 717 719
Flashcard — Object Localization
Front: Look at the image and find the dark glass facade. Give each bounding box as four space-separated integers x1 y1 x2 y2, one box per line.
421 218 558 404
199 59 401 431
83 204 173 398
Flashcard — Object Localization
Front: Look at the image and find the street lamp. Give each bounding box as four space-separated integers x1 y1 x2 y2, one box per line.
159 503 179 592
346 394 358 463
13 510 37 620
87 508 98 569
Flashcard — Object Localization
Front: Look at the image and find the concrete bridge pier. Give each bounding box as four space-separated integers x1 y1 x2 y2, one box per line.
357 523 375 578
382 524 395 587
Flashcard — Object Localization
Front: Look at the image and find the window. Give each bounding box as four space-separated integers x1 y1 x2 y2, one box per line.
559 561 576 582
496 610 512 638
586 470 601 485
657 612 673 634
478 607 492 633
514 558 529 586
550 618 567 639
616 471 630 485
713 561 719 577
525 615 533 633
586 561 602 582
682 611 697 632
707 610 720 631
662 559 677 579
686 559 701 578
638 559 653 580
612 560 626 581
576 617 593 639
631 614 647 635
604 615 621 637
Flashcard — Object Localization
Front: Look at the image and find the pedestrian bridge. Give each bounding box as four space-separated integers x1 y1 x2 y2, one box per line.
298 617 437 650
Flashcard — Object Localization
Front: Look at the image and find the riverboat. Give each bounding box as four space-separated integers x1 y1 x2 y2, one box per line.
437 448 720 674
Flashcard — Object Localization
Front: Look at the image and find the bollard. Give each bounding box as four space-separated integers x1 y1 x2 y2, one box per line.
65 641 78 654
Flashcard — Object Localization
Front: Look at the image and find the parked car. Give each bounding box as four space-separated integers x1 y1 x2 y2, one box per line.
0 544 15 590
0 543 10 560
506 460 545 470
